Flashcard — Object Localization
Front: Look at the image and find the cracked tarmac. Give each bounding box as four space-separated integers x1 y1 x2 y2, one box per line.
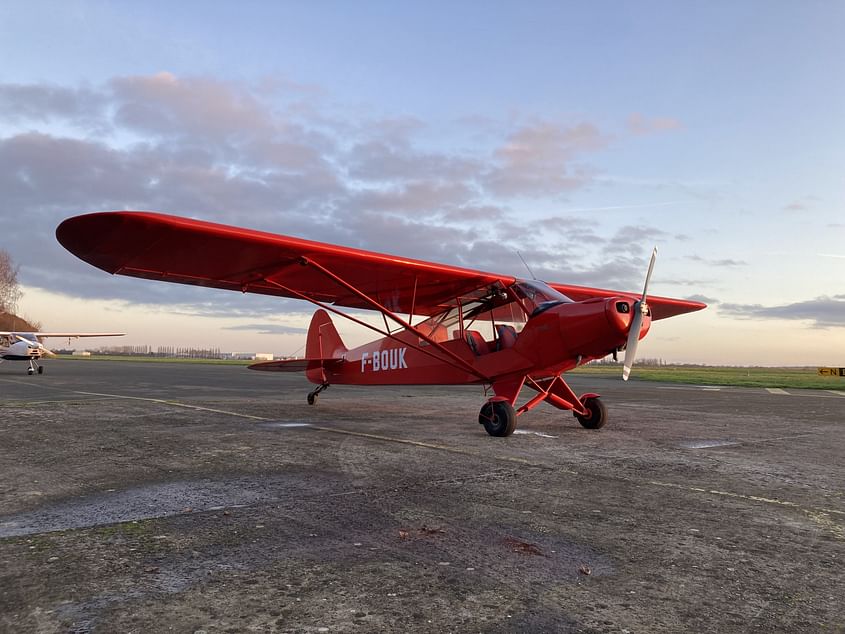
1 360 843 632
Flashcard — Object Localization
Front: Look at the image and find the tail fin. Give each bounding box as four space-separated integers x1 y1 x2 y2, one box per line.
305 309 346 384
306 309 347 359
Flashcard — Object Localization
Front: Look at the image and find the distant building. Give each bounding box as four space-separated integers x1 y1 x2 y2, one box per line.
72 350 92 357
226 352 272 360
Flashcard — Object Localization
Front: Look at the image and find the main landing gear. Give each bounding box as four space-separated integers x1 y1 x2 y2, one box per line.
307 383 329 405
28 359 43 375
479 374 607 437
574 396 607 429
478 399 516 437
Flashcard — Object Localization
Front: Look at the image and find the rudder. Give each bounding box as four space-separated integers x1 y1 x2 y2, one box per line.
306 309 347 361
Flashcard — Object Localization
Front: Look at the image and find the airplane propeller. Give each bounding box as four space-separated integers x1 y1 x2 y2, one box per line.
622 247 657 381
13 334 57 357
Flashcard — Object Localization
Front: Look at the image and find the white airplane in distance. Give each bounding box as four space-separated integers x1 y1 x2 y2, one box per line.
0 331 125 375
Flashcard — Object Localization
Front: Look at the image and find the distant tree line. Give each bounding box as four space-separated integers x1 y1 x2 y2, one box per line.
90 345 224 359
589 356 668 367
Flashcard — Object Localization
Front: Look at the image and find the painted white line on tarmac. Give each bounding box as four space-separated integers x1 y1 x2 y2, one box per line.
74 390 274 421
680 432 815 450
828 390 845 397
13 381 845 540
765 388 789 395
513 430 558 438
650 480 802 508
732 432 816 446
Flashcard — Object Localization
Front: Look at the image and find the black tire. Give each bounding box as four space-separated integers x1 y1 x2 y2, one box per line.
479 400 517 437
37 366 44 374
575 396 607 429
307 392 317 405
27 368 34 375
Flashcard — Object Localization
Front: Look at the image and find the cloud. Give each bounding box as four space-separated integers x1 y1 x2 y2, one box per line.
110 72 277 142
223 323 308 335
627 113 682 135
719 295 845 328
783 202 806 212
685 294 718 305
485 121 609 197
685 255 747 267
440 204 507 223
1 74 680 318
782 195 820 213
345 117 482 184
607 225 669 257
0 82 108 130
347 180 476 216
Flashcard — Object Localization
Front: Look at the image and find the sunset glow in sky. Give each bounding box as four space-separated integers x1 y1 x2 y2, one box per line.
1 1 843 365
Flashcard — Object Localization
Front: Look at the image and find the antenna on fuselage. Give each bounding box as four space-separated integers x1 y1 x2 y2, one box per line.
516 251 537 280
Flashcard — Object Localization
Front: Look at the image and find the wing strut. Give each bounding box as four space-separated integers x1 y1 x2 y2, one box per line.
296 257 493 381
260 273 492 383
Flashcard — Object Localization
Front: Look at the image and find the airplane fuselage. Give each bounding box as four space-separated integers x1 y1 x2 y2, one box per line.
0 339 45 361
307 296 651 387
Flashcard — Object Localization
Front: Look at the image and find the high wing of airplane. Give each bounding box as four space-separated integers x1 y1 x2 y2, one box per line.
57 211 705 436
0 331 125 375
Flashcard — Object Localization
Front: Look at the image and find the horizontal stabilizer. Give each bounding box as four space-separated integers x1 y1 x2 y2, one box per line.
248 357 344 373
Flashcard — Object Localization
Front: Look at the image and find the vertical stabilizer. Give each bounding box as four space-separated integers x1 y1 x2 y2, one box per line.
306 309 347 358
305 309 347 384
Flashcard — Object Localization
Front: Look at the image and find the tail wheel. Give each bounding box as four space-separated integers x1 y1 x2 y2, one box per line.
575 396 607 429
307 383 329 405
479 400 516 437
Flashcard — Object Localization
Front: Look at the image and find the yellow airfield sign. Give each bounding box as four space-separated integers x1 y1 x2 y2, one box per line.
817 367 845 377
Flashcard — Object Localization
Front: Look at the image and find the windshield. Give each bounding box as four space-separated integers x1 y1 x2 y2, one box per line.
511 280 573 315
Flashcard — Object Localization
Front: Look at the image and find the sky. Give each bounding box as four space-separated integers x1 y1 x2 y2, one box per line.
1 1 843 365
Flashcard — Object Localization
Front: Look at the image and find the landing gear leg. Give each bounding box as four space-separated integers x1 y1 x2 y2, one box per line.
520 375 608 430
28 359 40 375
307 383 329 405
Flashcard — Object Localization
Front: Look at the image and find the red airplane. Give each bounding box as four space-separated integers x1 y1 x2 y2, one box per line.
57 212 705 436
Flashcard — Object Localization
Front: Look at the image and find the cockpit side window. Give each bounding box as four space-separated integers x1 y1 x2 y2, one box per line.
415 283 530 347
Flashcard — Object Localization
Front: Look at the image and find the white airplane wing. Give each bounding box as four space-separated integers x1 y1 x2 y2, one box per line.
0 332 125 338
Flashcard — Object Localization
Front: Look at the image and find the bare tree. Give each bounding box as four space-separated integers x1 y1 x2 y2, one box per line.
0 249 22 315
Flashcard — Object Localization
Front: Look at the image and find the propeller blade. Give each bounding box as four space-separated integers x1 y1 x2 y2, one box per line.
622 309 642 381
641 247 658 302
622 247 658 381
12 334 56 357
